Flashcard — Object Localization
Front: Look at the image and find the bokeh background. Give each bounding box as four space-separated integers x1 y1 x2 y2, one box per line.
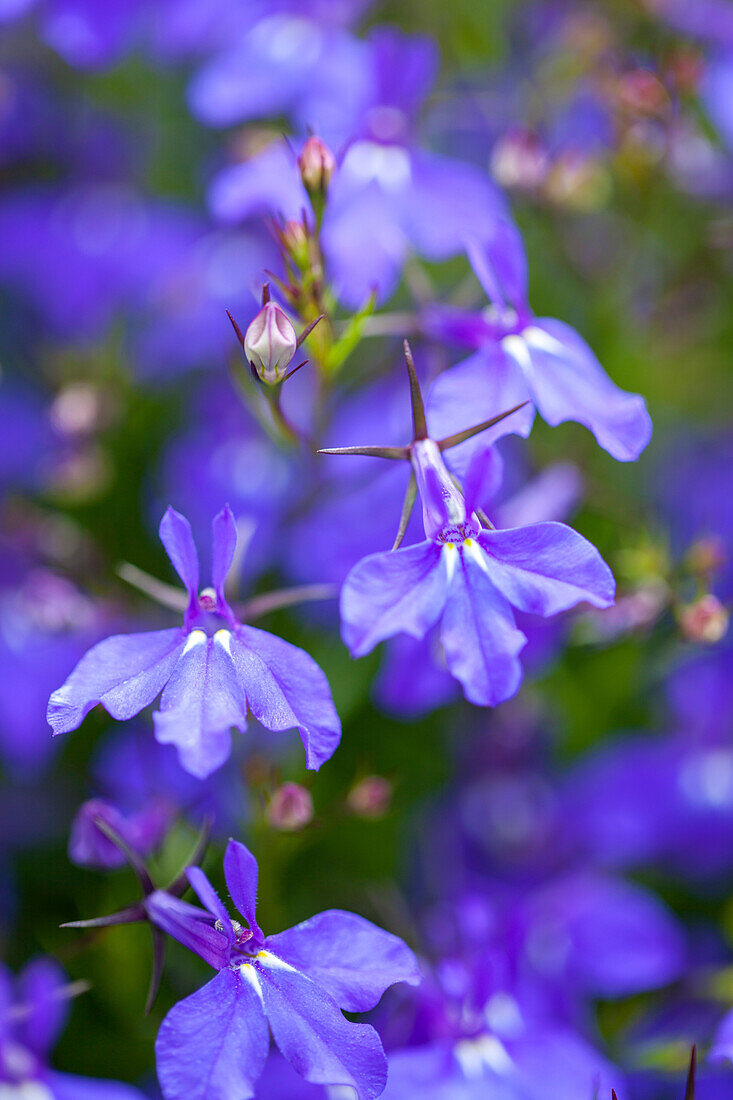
1 0 732 1096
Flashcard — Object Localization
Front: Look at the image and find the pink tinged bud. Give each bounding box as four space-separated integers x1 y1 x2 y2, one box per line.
298 135 336 195
678 595 729 645
265 782 314 831
244 301 297 385
347 776 392 819
685 536 727 578
490 129 549 191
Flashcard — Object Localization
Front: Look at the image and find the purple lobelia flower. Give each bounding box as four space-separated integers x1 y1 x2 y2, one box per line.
147 838 420 1099
0 956 145 1098
323 345 614 707
424 220 653 462
47 505 341 778
208 28 508 307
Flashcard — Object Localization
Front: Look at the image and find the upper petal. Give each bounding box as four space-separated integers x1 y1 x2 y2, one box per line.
153 630 248 778
187 866 235 947
264 910 420 1013
16 957 68 1060
256 956 388 1099
518 319 653 462
465 219 528 310
47 628 185 734
145 891 228 971
230 628 341 771
211 505 238 603
477 521 615 617
155 968 269 1100
224 839 264 947
440 543 526 707
340 541 450 658
159 506 200 598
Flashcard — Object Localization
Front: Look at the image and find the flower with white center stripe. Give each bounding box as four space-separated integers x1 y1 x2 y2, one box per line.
47 505 341 778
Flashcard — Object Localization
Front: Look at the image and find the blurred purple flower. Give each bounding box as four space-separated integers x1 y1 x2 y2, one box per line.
209 28 508 306
150 838 419 1099
0 956 145 1097
48 506 341 778
68 797 170 870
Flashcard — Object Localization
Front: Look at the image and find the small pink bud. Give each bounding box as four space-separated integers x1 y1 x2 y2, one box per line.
685 536 727 578
298 136 336 196
347 776 392 819
266 782 314 831
679 595 729 645
244 301 297 385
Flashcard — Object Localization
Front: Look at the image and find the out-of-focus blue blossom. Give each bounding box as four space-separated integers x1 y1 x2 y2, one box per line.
89 725 248 839
560 644 733 880
375 949 622 1100
0 550 103 776
209 28 508 307
149 838 419 1099
656 431 733 599
425 223 653 462
0 956 146 1097
68 796 170 870
48 506 341 777
0 187 273 377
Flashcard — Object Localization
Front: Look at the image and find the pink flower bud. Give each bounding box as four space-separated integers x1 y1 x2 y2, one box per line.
298 136 336 196
347 776 392 819
678 595 729 645
266 782 314 831
244 301 298 385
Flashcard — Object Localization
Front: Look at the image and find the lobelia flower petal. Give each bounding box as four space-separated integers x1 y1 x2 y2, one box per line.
380 1042 512 1099
256 957 388 1099
46 1072 149 1099
710 1007 733 1065
153 632 247 779
187 866 235 946
427 350 535 480
513 318 652 462
224 839 264 947
476 522 615 617
264 909 420 1013
505 1026 621 1100
145 891 228 971
156 968 269 1100
465 220 528 311
340 541 450 658
403 152 508 261
47 629 185 734
211 505 238 604
16 957 68 1060
462 448 504 520
439 543 526 707
229 627 341 771
322 179 408 308
159 506 200 599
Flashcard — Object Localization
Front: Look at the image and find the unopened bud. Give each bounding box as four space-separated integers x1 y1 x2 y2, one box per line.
298 136 335 198
490 129 549 191
244 301 297 385
266 782 314 831
685 536 727 578
347 776 392 819
678 595 729 645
